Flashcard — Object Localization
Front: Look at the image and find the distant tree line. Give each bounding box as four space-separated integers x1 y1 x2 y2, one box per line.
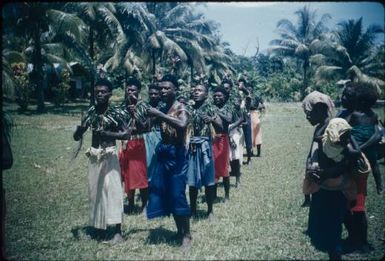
2 3 384 112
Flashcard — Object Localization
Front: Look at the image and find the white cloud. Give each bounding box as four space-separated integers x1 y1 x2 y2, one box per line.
206 2 279 8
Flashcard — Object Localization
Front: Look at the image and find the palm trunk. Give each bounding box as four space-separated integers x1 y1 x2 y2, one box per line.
190 63 194 84
152 49 156 75
89 28 95 106
33 22 45 113
301 59 309 100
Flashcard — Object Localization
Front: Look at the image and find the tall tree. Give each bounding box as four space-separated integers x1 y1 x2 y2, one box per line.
65 3 126 105
311 17 384 94
269 5 331 99
4 3 85 112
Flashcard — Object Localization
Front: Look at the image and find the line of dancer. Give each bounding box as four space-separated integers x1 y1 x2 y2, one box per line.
72 73 265 249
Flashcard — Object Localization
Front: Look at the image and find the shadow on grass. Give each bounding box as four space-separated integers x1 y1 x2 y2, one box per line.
145 226 180 246
124 204 144 215
71 226 107 242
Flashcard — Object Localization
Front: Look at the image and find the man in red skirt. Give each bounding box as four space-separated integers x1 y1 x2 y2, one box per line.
118 77 150 214
212 87 232 202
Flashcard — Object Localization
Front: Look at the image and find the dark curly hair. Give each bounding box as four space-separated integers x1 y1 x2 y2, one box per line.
95 78 113 91
126 77 142 90
161 74 179 89
352 82 379 109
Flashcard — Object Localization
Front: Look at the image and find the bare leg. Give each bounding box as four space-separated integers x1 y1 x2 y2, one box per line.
127 189 135 213
139 188 148 213
223 176 230 202
189 187 198 217
205 185 215 220
301 194 311 207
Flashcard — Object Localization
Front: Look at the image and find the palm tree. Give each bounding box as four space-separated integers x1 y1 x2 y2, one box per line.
269 5 331 99
311 18 384 94
2 50 26 99
65 2 126 105
4 3 86 112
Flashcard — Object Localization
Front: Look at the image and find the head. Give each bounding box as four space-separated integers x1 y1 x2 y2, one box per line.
302 91 334 126
222 79 233 93
354 83 379 111
125 77 142 103
340 83 357 111
304 103 329 126
148 83 160 106
158 74 179 103
213 87 229 107
238 78 247 88
192 83 208 104
94 79 113 105
324 118 352 146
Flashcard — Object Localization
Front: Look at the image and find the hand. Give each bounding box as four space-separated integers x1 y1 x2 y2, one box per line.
94 128 106 137
147 107 162 117
202 114 212 124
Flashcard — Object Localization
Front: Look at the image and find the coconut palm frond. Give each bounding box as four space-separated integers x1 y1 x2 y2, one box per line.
47 9 87 43
44 54 73 73
315 65 343 82
309 54 328 66
155 31 188 61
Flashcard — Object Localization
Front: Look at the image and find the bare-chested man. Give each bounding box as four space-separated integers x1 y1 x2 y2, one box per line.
146 74 192 250
212 87 232 202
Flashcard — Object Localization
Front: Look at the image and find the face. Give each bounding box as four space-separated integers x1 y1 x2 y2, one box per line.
213 91 226 107
223 83 231 93
158 81 176 102
126 85 139 102
305 107 325 126
192 84 207 102
338 130 350 146
341 87 356 110
94 85 111 105
148 88 160 104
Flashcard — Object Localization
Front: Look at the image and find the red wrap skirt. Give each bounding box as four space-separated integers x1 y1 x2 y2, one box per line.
212 134 230 183
119 138 148 193
350 173 368 212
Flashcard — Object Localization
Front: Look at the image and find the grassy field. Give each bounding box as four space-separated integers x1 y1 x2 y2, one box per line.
3 102 385 260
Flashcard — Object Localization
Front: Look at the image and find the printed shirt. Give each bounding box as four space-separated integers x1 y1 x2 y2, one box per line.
188 102 216 137
82 105 126 132
120 100 150 134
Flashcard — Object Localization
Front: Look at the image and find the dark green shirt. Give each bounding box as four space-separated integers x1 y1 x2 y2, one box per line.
120 100 150 134
188 102 216 137
82 105 126 132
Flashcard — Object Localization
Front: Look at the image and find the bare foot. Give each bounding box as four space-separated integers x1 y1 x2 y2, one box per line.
181 235 192 251
103 233 124 245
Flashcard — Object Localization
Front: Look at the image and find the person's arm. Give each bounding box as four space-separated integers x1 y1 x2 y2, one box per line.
359 124 381 150
96 127 133 140
345 135 361 159
73 119 89 141
147 105 189 130
217 110 232 125
229 113 244 132
203 113 223 132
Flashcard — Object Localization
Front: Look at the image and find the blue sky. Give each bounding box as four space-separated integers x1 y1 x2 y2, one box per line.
195 2 385 56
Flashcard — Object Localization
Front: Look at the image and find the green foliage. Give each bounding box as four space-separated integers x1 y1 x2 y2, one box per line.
52 69 71 106
12 62 31 111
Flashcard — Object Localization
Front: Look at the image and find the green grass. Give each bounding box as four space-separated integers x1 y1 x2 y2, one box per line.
3 102 385 260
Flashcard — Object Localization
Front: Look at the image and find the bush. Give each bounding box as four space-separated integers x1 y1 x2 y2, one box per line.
52 69 71 106
12 62 31 111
